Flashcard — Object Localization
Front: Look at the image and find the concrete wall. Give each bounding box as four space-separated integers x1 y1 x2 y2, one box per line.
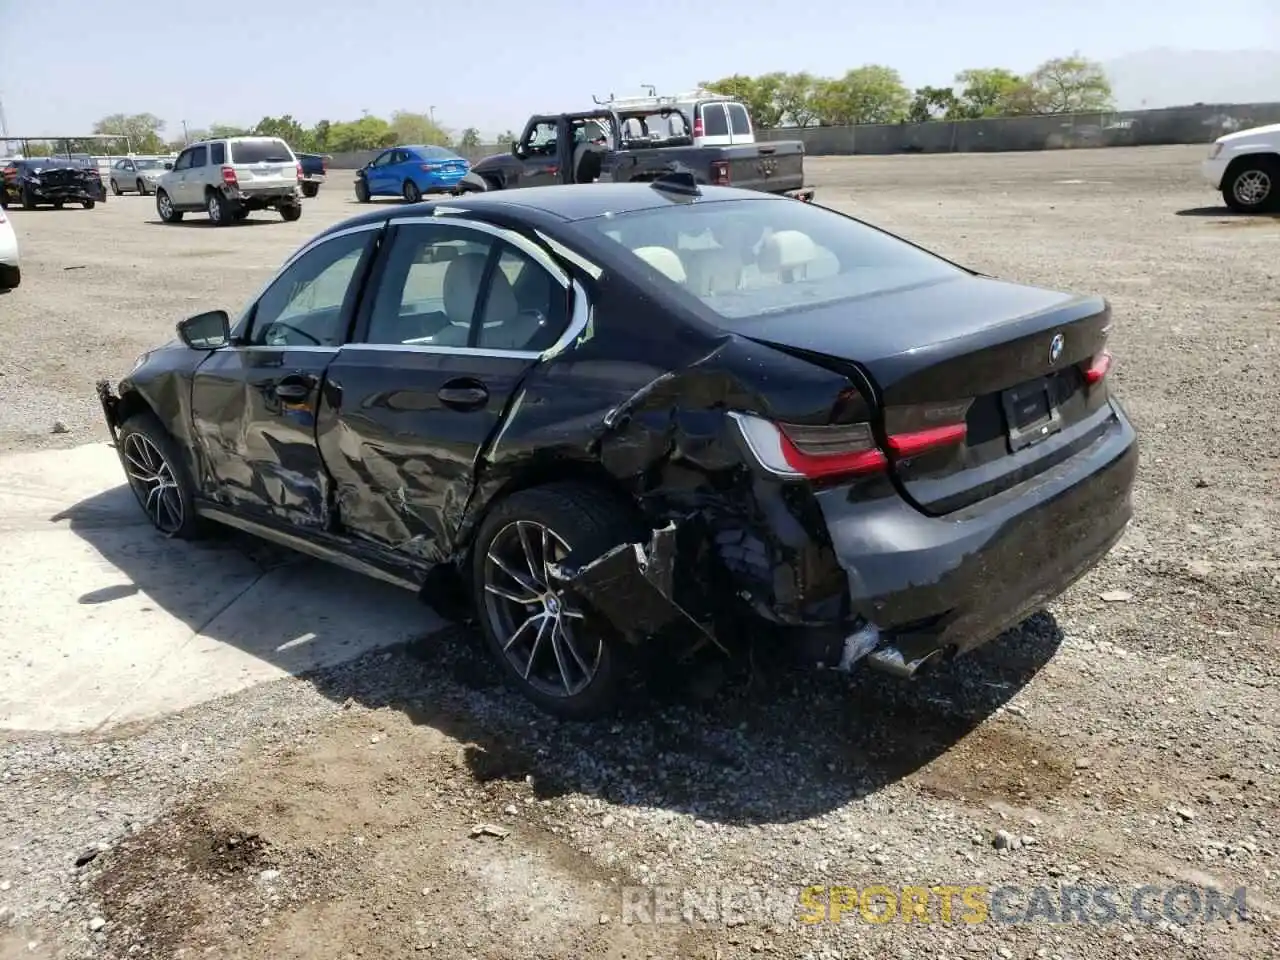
323 102 1280 168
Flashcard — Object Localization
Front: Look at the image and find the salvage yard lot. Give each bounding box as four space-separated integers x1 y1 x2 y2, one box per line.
0 145 1277 959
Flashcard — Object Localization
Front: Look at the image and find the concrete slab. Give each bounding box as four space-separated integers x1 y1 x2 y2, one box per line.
0 443 442 734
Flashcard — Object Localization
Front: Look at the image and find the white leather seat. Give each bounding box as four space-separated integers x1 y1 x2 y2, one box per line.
632 246 687 284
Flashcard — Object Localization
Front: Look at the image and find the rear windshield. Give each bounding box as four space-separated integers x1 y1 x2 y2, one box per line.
416 146 459 161
727 103 751 135
230 139 293 163
584 198 964 325
700 104 729 137
135 158 165 169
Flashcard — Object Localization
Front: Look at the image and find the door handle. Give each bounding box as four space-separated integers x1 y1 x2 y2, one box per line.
273 375 315 402
437 379 489 410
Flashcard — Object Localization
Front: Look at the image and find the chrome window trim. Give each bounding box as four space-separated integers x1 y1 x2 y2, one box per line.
387 215 570 289
343 278 591 361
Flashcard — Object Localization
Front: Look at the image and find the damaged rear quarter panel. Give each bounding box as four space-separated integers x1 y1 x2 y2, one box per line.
461 292 869 626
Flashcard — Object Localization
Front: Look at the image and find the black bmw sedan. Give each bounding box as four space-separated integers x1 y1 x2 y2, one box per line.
97 178 1137 718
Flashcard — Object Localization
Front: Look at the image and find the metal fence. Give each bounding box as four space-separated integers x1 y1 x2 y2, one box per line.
322 101 1280 169
757 101 1280 156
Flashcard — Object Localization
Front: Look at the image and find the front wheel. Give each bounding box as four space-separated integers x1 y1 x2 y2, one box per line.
1223 158 1280 213
279 202 302 222
402 179 422 203
116 411 206 540
354 178 370 203
156 190 183 222
136 179 149 196
471 483 644 719
81 199 94 210
21 189 36 210
110 179 123 196
300 182 319 198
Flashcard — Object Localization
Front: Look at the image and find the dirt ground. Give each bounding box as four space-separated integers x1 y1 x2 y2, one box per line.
0 145 1277 960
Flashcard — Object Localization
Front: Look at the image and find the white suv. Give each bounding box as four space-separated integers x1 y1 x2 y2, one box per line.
155 136 303 226
1202 122 1280 214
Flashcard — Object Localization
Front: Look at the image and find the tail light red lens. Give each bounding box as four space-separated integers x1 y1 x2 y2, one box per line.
1084 350 1112 385
730 412 968 482
220 166 238 186
295 162 303 181
693 117 705 138
709 160 730 185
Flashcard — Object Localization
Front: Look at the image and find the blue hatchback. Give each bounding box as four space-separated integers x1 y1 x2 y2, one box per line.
355 144 470 203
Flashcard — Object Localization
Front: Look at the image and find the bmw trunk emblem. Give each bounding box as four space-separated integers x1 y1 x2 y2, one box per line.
1048 333 1065 364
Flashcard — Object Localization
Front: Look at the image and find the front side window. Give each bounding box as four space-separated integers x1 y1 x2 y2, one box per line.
173 150 193 171
371 150 394 167
364 224 567 352
188 145 208 169
524 122 557 154
584 198 964 326
248 231 373 347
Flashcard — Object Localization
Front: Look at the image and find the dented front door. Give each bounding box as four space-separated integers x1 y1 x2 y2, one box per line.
189 226 380 526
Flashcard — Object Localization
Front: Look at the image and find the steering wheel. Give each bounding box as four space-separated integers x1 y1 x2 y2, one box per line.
262 321 322 346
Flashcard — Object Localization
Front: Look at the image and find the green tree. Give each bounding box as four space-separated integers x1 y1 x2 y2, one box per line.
207 123 251 139
1025 54 1114 114
812 66 910 125
775 72 821 127
253 114 310 151
497 129 518 146
908 86 960 122
953 68 1033 118
389 110 452 146
92 113 166 153
328 115 396 151
311 120 332 152
458 127 482 149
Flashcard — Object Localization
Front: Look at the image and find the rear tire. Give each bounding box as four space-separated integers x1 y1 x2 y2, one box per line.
0 264 19 289
81 199 94 210
402 179 422 203
206 189 233 226
21 189 36 210
470 483 645 720
1222 157 1280 213
279 202 302 222
156 190 183 222
300 182 319 198
354 178 370 203
234 207 249 221
116 411 207 541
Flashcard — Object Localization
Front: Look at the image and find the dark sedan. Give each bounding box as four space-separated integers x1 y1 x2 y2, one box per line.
96 178 1137 718
1 158 102 209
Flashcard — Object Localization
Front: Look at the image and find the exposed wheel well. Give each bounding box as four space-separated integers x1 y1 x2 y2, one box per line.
115 388 155 428
1223 152 1280 182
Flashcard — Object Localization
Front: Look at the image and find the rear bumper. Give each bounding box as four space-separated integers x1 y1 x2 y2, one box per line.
227 186 300 203
807 402 1137 670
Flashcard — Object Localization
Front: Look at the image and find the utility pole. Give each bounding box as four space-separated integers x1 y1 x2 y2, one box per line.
181 119 189 144
0 92 9 143
429 105 436 125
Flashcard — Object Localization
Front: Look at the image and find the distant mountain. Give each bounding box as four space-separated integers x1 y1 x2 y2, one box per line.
1104 48 1280 109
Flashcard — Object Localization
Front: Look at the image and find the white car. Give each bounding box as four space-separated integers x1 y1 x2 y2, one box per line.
0 205 19 289
1202 122 1280 213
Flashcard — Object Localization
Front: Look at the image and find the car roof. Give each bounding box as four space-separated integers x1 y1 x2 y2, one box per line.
315 183 777 240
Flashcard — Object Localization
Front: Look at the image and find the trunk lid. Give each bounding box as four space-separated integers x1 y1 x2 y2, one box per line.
741 274 1115 514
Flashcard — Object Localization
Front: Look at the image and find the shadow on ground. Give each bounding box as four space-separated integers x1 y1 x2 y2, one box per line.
57 481 1064 826
143 218 277 228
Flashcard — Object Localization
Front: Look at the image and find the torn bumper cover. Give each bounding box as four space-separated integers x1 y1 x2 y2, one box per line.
96 379 121 443
549 522 718 647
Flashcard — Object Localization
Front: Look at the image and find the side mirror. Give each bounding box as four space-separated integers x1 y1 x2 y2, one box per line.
512 141 525 158
177 310 231 349
163 161 173 170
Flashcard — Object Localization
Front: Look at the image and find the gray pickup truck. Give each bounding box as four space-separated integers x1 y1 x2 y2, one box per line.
462 95 814 201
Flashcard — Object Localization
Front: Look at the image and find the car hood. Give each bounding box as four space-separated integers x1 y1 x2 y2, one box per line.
1217 122 1280 145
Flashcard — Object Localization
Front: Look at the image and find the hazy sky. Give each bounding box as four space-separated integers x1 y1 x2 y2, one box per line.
2 0 1277 138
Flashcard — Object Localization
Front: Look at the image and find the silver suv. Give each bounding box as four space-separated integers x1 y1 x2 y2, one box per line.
154 136 303 226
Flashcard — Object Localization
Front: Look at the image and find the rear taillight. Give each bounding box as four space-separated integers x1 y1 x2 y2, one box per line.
1084 350 1112 385
296 162 303 181
730 412 968 482
321 156 328 172
693 117 704 138
709 160 730 185
221 166 238 186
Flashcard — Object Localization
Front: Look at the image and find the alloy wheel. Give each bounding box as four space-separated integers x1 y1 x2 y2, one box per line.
157 193 172 219
1234 169 1272 207
482 520 601 699
121 433 185 535
208 194 221 220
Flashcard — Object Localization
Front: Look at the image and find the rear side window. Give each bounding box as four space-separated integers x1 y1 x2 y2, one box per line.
700 104 729 136
209 142 226 164
727 103 751 135
584 198 964 326
231 139 293 164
